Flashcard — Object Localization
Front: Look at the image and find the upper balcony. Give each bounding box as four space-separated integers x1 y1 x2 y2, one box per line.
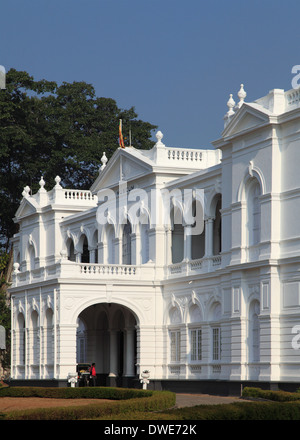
11 259 162 288
11 254 223 289
167 255 222 279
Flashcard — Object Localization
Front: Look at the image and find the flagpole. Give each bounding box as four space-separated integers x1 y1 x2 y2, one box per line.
119 119 125 148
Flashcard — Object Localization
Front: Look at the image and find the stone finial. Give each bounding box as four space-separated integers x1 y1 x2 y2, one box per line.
39 176 46 191
100 152 108 171
235 84 247 109
238 84 246 102
60 249 68 260
13 262 20 274
224 94 236 128
54 175 62 188
22 185 30 198
227 94 236 116
155 131 164 145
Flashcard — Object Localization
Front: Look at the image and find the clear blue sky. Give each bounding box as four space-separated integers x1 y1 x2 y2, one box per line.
1 0 299 149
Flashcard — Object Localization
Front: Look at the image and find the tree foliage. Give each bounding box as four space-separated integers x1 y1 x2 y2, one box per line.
0 68 157 250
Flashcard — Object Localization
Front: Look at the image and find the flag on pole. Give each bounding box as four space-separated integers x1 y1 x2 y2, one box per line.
119 119 125 148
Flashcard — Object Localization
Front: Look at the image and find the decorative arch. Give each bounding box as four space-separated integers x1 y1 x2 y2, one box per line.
206 188 222 219
75 302 139 383
188 291 204 323
237 161 265 203
118 207 136 236
167 300 183 325
77 233 89 263
207 301 222 322
100 210 118 243
189 303 203 323
71 298 143 327
66 236 76 262
26 234 37 270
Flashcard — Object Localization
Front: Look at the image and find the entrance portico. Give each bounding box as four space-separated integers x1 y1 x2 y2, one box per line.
77 303 137 387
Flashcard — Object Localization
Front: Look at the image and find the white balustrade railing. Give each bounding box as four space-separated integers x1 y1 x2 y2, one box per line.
64 190 96 201
286 89 300 107
167 255 221 278
167 148 202 163
80 263 138 276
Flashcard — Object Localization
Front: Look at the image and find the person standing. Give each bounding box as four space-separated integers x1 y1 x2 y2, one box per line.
89 363 97 386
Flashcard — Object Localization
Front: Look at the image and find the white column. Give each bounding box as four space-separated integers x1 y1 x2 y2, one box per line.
114 237 122 264
131 232 140 265
165 227 172 265
184 225 192 260
109 329 118 377
205 217 214 257
89 249 94 263
75 252 81 263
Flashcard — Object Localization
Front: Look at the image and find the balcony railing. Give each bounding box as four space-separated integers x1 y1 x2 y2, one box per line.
167 255 222 278
11 260 158 287
80 263 138 276
11 255 222 288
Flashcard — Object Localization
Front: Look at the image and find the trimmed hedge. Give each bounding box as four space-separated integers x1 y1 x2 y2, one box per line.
0 386 151 400
161 401 300 420
0 387 176 420
242 387 300 402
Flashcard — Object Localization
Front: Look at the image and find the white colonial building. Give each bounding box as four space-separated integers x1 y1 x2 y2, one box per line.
8 84 300 392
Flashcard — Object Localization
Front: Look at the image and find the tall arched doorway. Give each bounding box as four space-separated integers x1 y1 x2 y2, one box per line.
76 303 137 387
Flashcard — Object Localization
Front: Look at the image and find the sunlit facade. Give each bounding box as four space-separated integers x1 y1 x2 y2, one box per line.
9 85 300 391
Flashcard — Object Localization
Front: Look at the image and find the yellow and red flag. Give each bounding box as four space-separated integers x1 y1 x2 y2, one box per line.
119 119 125 148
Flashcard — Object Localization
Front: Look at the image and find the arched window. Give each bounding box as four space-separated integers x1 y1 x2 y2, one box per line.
189 304 203 362
92 230 98 263
81 235 89 263
67 239 76 262
209 302 222 362
122 221 132 265
247 179 261 246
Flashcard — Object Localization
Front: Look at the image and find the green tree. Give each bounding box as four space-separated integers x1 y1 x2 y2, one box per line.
0 68 157 250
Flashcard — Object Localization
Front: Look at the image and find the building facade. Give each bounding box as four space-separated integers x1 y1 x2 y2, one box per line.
9 85 300 392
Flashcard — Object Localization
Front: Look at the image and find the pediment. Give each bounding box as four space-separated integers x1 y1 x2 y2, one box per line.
222 103 272 138
90 147 154 193
14 197 39 219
